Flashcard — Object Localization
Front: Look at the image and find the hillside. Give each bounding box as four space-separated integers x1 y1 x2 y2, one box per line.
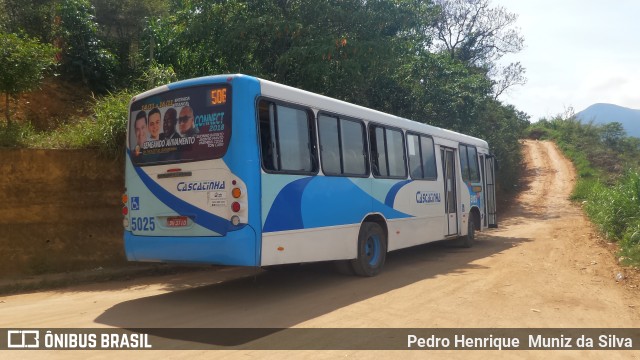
10 77 93 131
576 103 640 138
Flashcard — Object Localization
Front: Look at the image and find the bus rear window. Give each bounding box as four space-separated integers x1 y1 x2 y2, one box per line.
128 85 232 166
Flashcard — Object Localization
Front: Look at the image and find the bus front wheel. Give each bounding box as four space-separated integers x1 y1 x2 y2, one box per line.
351 222 387 277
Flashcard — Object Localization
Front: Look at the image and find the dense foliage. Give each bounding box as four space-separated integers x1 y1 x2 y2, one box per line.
55 0 118 92
0 0 530 192
0 32 56 123
529 116 640 265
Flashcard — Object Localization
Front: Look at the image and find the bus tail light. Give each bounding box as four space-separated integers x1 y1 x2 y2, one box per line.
230 215 240 226
122 191 129 228
231 202 241 212
232 188 242 198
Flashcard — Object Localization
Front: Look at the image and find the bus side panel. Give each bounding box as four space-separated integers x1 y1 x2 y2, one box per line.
260 175 369 265
377 177 447 251
260 175 427 265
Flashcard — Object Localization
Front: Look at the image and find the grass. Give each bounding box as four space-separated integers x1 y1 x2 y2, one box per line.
0 121 35 147
0 89 134 158
580 175 640 267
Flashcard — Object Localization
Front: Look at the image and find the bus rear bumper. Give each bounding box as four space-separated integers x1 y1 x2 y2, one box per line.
124 225 259 266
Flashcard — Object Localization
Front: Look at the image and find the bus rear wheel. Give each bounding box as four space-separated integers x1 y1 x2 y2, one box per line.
351 222 387 277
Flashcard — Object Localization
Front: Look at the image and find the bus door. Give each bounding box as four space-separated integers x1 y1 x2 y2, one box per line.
441 147 458 236
484 154 498 228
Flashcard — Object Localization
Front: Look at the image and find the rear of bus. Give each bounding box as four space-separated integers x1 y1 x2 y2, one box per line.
122 75 262 266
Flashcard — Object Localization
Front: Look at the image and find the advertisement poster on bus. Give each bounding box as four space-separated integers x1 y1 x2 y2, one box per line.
128 84 232 165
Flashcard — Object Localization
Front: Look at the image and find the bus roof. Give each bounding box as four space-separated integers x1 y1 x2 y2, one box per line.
257 77 489 150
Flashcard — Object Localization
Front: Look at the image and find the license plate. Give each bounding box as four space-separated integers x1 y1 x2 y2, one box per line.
167 216 188 227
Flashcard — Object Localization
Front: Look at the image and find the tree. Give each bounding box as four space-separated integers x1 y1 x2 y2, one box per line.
144 0 421 109
1 0 57 42
0 32 56 124
91 0 169 79
491 61 525 99
56 0 118 93
473 99 529 192
432 0 523 64
431 0 525 98
600 122 626 152
399 52 492 130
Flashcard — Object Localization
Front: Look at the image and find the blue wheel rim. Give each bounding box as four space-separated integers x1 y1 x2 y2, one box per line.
365 234 381 266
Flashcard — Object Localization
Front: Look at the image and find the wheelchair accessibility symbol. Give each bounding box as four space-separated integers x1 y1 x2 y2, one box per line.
131 197 140 211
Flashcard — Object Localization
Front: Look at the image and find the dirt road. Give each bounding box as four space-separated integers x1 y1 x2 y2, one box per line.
1 140 639 358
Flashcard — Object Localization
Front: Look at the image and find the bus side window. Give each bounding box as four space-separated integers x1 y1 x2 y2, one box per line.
421 135 437 179
459 144 470 181
459 144 480 182
386 128 406 178
467 146 480 182
258 99 317 174
259 100 277 171
318 114 341 175
407 133 422 179
319 114 367 177
408 133 437 180
370 126 387 177
370 125 405 178
340 119 367 175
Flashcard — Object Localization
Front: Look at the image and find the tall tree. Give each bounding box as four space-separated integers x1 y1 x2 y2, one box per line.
491 61 525 99
432 0 523 64
1 0 57 42
145 0 422 109
431 0 525 98
56 0 118 92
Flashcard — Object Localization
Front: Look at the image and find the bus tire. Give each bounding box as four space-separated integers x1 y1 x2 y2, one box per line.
457 218 475 248
351 222 387 277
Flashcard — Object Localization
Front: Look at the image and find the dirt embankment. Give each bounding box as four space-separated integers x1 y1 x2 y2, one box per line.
0 149 125 277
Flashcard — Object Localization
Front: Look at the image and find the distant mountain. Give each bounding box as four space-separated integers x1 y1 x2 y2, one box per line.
576 103 640 138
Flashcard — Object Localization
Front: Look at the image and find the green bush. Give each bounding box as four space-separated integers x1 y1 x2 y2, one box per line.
570 178 596 202
584 172 640 241
0 31 57 123
2 60 177 154
92 89 135 157
0 122 36 147
526 124 551 140
20 89 134 157
55 0 118 93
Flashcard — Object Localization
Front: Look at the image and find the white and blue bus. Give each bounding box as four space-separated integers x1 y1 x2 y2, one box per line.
122 74 497 276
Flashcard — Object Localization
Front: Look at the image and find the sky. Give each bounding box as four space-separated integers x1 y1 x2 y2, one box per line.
491 0 640 121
